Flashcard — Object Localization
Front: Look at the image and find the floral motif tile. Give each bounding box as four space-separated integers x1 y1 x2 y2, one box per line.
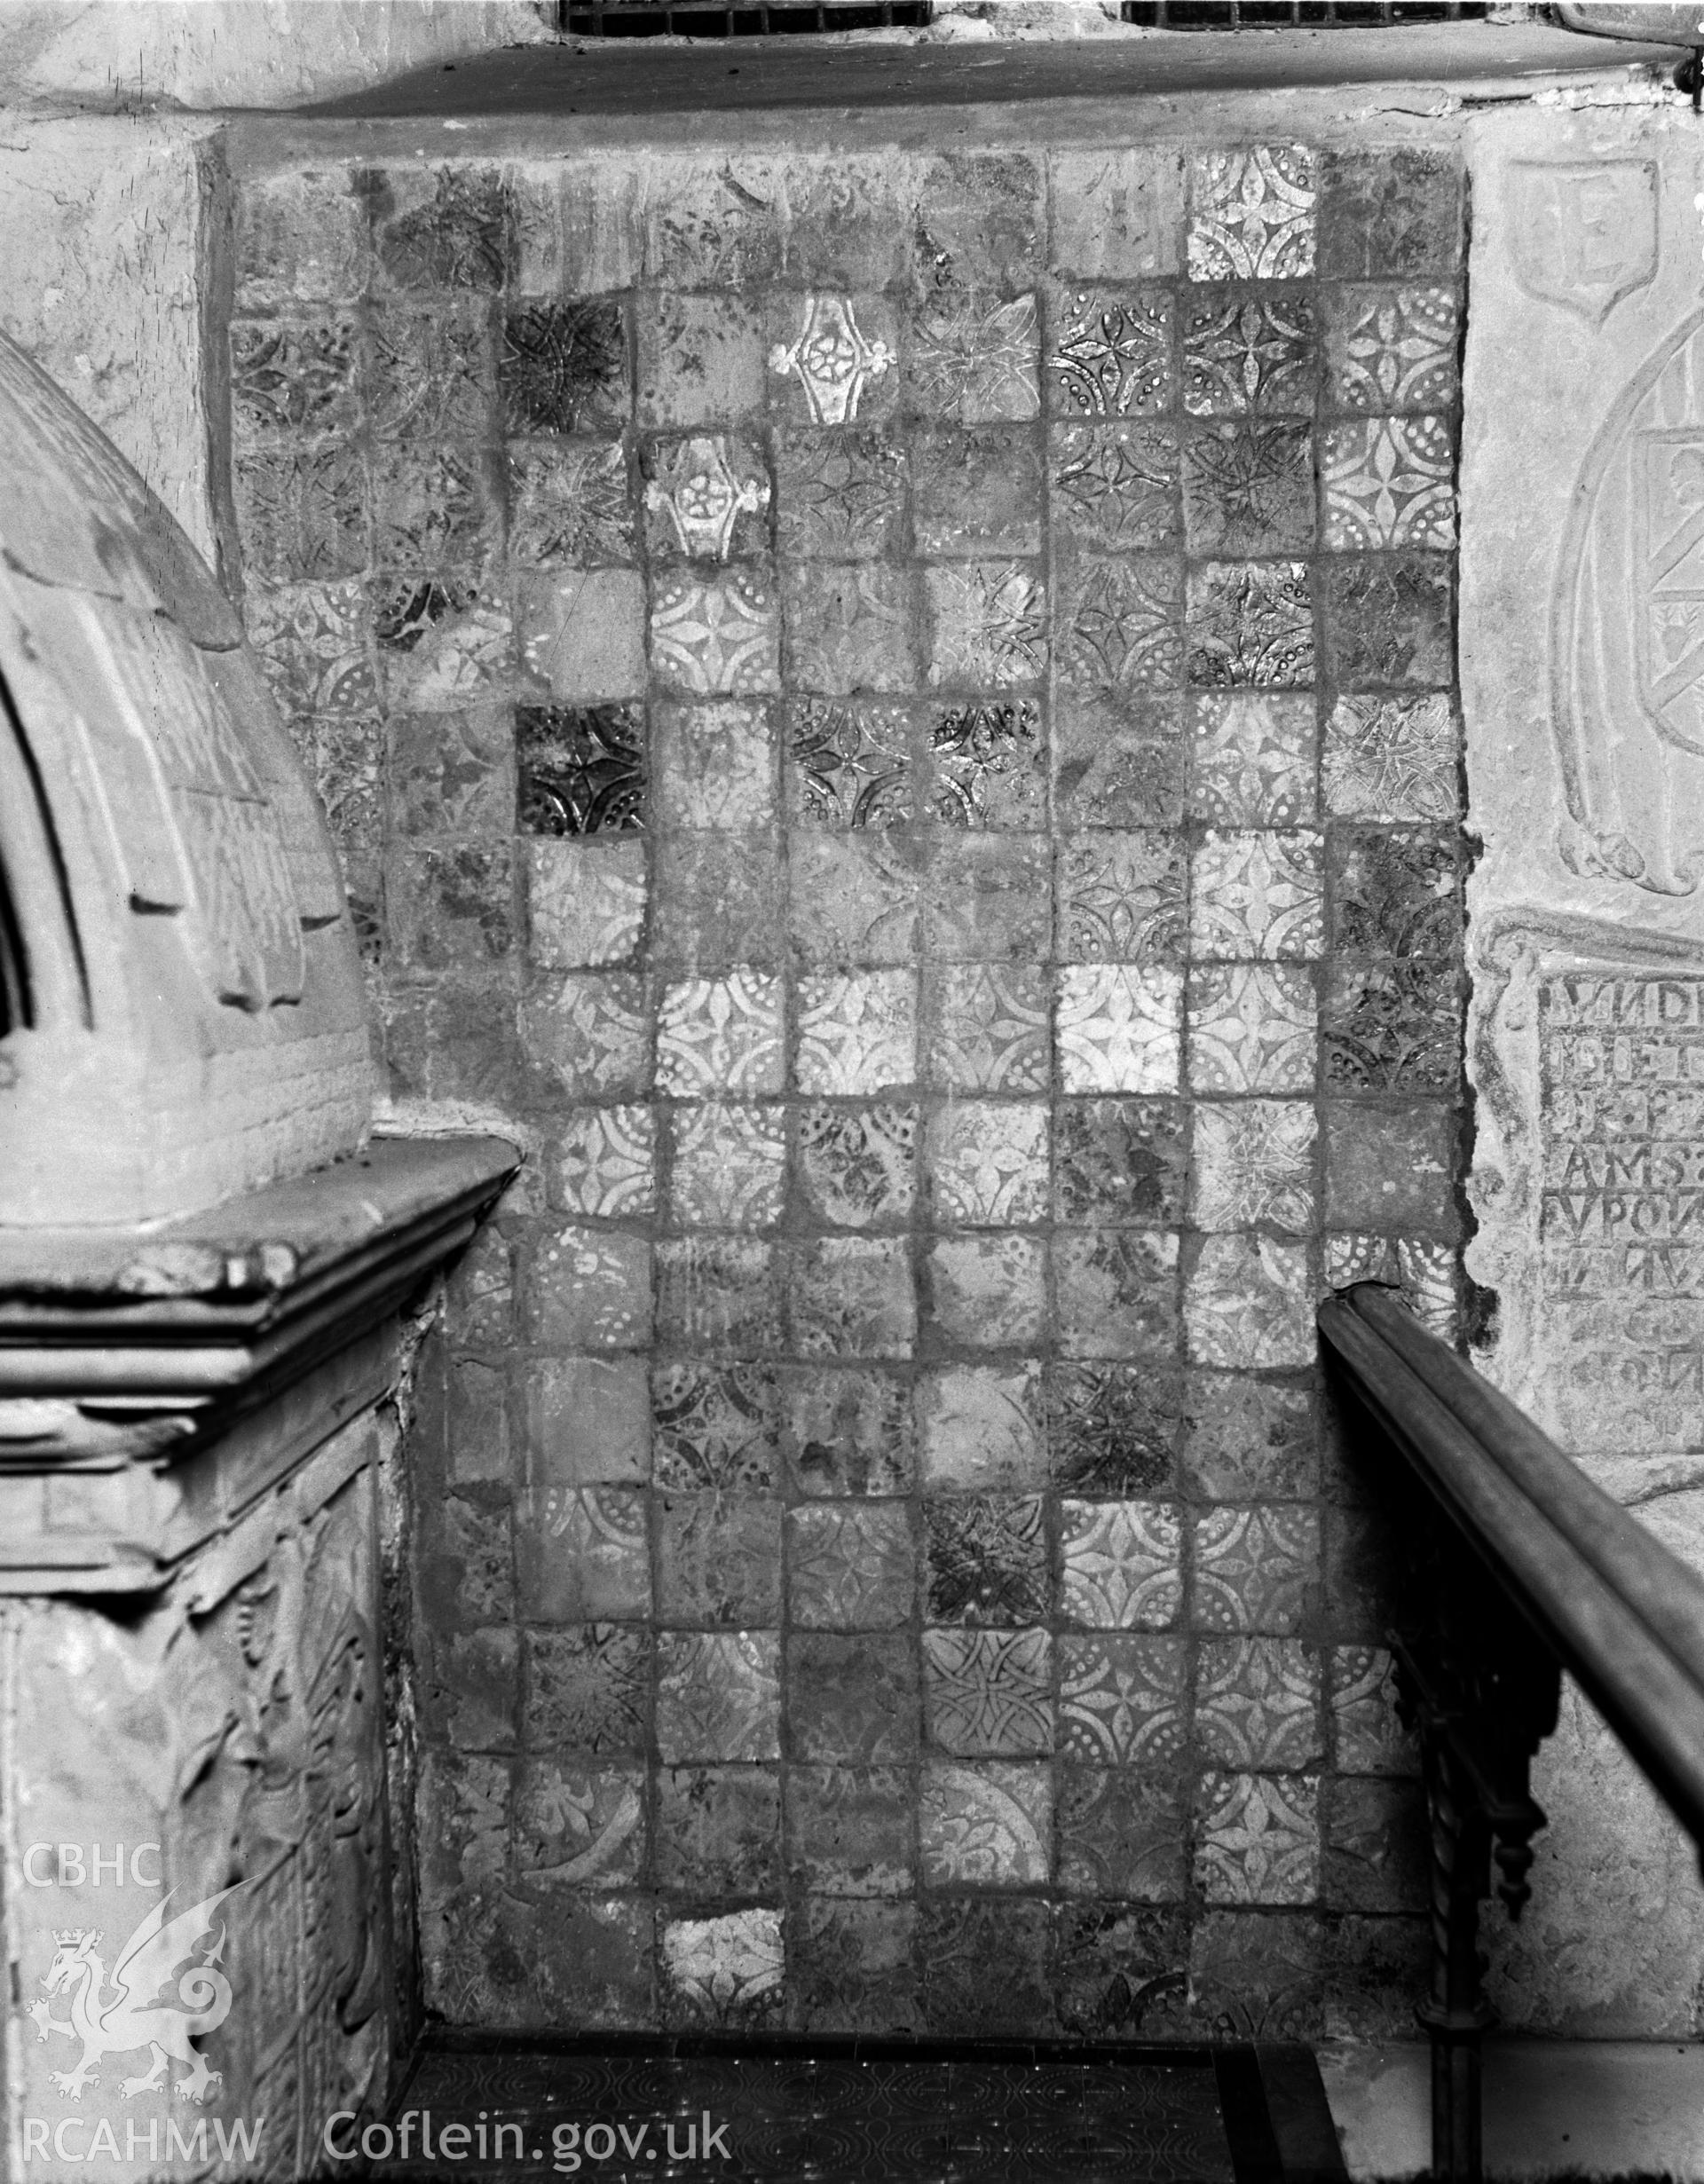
656 1631 782 1763
1046 289 1174 418
789 832 922 968
233 440 367 581
521 970 652 1096
525 1624 650 1755
1056 966 1183 1093
1323 416 1456 551
1183 422 1314 557
508 438 635 567
923 835 1053 965
1185 561 1314 689
1060 1501 1182 1629
787 697 913 828
1322 555 1454 690
643 430 771 564
515 1760 647 1887
529 1226 652 1349
661 1908 784 2029
927 699 1045 827
656 1494 785 1626
1182 290 1316 417
1050 422 1179 552
785 1236 917 1358
651 568 781 695
1195 1773 1321 1906
784 1368 915 1498
774 428 908 560
232 316 360 439
926 562 1047 688
244 578 376 719
1059 1636 1187 1764
501 300 628 431
926 1496 1049 1625
1330 1645 1421 1777
919 1764 1051 1888
1185 1372 1316 1501
1329 828 1459 958
1191 831 1323 962
1054 554 1182 691
908 293 1040 423
651 1360 780 1491
1192 692 1316 826
927 962 1051 1091
1196 1639 1322 1770
1054 1228 1179 1360
656 971 785 1095
787 1503 916 1628
796 1102 918 1228
655 1238 781 1353
795 970 918 1093
928 1232 1048 1349
790 1898 919 2030
1328 285 1458 414
554 1105 657 1218
1320 146 1463 280
365 301 492 438
1057 1775 1187 1908
517 1485 651 1620
1056 832 1187 963
1045 1360 1183 1492
785 563 918 693
924 1628 1053 1757
668 1101 787 1230
791 1633 919 1764
1322 692 1459 824
517 703 644 836
1195 1506 1321 1633
651 698 777 831
1192 1100 1317 1232
1187 146 1318 281
927 1100 1050 1225
1186 1234 1314 1369
917 1364 1047 1494
1322 958 1460 1094
1187 964 1316 1094
769 292 898 426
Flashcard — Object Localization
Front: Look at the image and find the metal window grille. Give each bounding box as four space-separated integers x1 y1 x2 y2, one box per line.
560 2 931 33
1120 2 1487 22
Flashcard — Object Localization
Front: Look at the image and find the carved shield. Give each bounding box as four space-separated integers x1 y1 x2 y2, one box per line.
1509 161 1658 326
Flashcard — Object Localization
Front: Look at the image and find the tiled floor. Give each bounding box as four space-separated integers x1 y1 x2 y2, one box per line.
375 2039 1329 2181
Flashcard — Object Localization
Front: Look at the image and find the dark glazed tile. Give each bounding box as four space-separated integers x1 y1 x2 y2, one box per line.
788 1633 919 1763
1050 422 1179 552
656 1631 782 1763
912 426 1044 557
1182 288 1316 416
517 704 644 836
907 292 1040 423
774 428 907 560
372 164 507 288
787 696 913 829
796 1103 918 1229
524 1625 649 1755
919 1901 1053 2035
1182 423 1315 556
1184 1373 1316 1499
1057 1773 1187 1904
657 1494 785 1627
786 1768 913 1895
230 318 359 439
1054 553 1182 693
1329 827 1461 958
924 1628 1053 1756
926 1495 1048 1625
421 1624 517 1749
1046 288 1175 418
1324 1913 1432 2043
789 1900 919 2034
655 1766 783 1895
927 699 1046 827
1045 1361 1182 1493
787 1503 916 1628
232 442 366 581
1054 1100 1186 1226
1321 958 1461 1093
501 300 628 432
783 1367 915 1497
1319 147 1464 280
1054 693 1186 829
1323 1102 1458 1232
1323 555 1454 689
1185 561 1314 689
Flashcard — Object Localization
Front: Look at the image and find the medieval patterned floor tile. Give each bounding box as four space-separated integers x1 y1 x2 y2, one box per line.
1191 831 1323 961
795 970 918 1092
921 1900 1055 2034
913 150 1043 294
515 1759 647 1887
388 700 512 840
1046 1361 1182 1493
1187 1906 1323 2043
796 1102 919 1228
913 425 1044 558
789 1899 919 2033
525 1355 649 1489
785 1236 918 1358
1056 966 1183 1093
1059 1636 1187 1764
1195 1772 1321 1905
787 696 913 829
657 1495 785 1627
1327 284 1459 414
919 1763 1052 1887
1321 958 1461 1094
1054 553 1183 692
928 1233 1048 1349
1053 692 1187 830
651 567 782 696
1187 146 1318 282
1322 1776 1427 1914
1056 832 1188 963
769 292 900 427
245 576 376 718
927 698 1047 828
651 1361 781 1492
1187 964 1316 1094
1185 1374 1317 1501
1046 288 1174 419
1186 1235 1313 1369
1329 828 1461 958
522 969 652 1097
236 169 369 309
233 439 367 581
1322 692 1460 823
927 1100 1050 1226
508 438 635 567
1183 422 1315 557
1192 692 1315 826
529 1226 652 1350
787 1503 916 1628
1329 1644 1421 1777
652 698 777 832
525 1624 650 1755
1050 145 1184 279
655 1765 782 1896
643 154 785 286
790 832 922 967
519 568 649 701
1054 1228 1179 1360
554 1105 657 1219
1194 1506 1320 1633
660 1907 785 2030
1058 1770 1188 1906
784 1367 916 1498
1319 147 1463 280
655 1238 782 1353
656 1632 782 1763
1050 422 1179 552
786 1768 914 1896
774 428 908 561
1195 1637 1322 1769
924 1628 1054 1756
517 703 644 836
907 292 1041 423
501 300 629 432
1182 288 1316 417
927 963 1052 1091
785 563 919 693
1185 561 1314 689
1324 1102 1456 1234
1061 1501 1183 1630
657 972 785 1096
1323 416 1456 552
918 1364 1048 1494
232 315 360 439
926 561 1048 688
374 164 508 289
789 1631 920 1765
642 430 771 564
1322 555 1454 689
927 1495 1049 1624
1191 1100 1316 1233
638 293 769 426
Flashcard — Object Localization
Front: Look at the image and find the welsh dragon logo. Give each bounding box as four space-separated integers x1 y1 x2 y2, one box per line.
27 1888 241 2105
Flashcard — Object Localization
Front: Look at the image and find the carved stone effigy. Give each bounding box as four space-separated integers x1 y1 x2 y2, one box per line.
1463 104 1704 2032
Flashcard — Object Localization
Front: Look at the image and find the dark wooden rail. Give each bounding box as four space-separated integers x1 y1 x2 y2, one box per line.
1317 1281 1704 2184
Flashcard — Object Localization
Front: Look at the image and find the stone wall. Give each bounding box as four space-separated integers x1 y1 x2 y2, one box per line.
225 132 1472 2040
